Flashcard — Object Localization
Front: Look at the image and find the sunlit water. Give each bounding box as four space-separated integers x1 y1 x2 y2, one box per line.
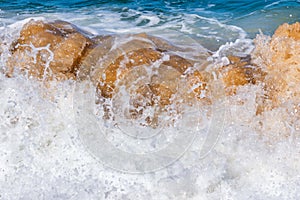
1 1 300 199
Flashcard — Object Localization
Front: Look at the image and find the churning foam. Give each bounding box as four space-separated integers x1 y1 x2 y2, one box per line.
0 17 300 199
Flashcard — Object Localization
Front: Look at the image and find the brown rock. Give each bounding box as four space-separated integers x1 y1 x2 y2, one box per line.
273 22 300 40
252 22 300 112
98 48 163 98
162 55 192 74
186 70 212 102
219 56 264 95
6 19 213 126
81 33 211 125
77 35 114 80
84 33 209 104
7 20 94 80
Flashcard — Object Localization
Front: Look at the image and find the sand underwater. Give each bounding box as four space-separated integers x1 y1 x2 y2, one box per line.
1 1 300 199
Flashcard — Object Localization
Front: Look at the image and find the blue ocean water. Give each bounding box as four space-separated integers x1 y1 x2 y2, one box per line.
0 0 299 50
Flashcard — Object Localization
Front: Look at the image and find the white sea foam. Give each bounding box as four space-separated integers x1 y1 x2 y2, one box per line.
0 9 249 51
0 13 300 200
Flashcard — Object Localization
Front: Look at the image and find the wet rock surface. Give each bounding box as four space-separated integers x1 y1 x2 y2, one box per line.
6 20 214 127
5 20 300 123
218 55 265 96
6 20 94 80
252 22 300 112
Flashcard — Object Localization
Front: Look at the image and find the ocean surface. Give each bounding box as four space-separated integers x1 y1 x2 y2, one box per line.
1 0 300 199
1 0 300 50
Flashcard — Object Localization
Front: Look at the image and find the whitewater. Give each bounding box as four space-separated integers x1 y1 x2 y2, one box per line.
1 1 300 199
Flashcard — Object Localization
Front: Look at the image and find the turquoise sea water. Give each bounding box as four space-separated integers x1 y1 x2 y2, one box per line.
1 0 299 50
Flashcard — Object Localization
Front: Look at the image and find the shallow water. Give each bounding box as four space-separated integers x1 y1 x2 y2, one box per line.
1 1 300 199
